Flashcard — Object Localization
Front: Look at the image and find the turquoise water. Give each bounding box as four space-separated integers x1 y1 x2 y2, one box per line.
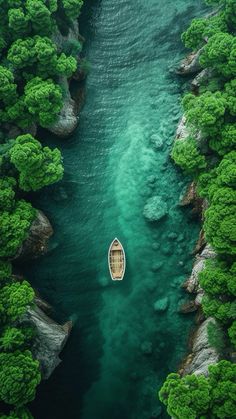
23 1 206 418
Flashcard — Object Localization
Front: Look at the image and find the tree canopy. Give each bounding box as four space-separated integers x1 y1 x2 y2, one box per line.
0 200 36 258
171 137 206 174
10 134 64 191
0 350 40 406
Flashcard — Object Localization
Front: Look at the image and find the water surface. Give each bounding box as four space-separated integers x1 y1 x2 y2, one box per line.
24 1 206 418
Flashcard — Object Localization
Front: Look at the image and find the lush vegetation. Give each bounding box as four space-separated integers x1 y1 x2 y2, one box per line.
0 0 84 417
160 0 236 417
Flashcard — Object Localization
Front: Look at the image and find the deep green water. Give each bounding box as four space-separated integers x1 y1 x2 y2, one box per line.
23 1 206 418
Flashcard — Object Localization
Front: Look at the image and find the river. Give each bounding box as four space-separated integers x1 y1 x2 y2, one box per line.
24 1 205 418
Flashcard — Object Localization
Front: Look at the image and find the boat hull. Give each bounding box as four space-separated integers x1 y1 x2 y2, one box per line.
108 238 126 281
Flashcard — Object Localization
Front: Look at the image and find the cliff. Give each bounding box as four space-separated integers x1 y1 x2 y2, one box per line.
24 298 72 379
13 210 53 261
48 20 84 137
175 115 219 376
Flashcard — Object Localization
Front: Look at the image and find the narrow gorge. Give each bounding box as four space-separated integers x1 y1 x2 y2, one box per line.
20 1 208 418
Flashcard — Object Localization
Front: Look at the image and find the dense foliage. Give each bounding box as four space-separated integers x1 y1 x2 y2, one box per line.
159 361 236 419
0 350 41 406
10 134 63 191
0 0 84 416
161 0 236 417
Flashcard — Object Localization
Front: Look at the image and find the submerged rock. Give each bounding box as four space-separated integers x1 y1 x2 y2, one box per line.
25 303 72 379
151 261 163 272
143 196 168 222
14 210 53 261
178 300 198 314
154 297 169 312
180 182 204 216
141 341 153 355
150 134 164 150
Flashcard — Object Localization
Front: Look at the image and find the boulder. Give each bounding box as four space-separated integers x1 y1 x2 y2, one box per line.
180 318 219 376
150 134 164 150
178 300 198 314
13 210 53 261
151 261 163 272
180 182 204 216
143 196 168 222
154 297 169 312
176 48 203 76
191 69 213 92
141 341 153 355
183 244 216 296
47 77 78 137
47 20 82 137
25 304 72 379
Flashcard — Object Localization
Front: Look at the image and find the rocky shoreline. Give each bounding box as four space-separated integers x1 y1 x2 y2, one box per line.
11 20 86 381
175 111 219 377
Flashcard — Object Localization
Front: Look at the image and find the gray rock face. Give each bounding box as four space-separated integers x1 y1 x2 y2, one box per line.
14 210 53 261
175 115 189 141
191 69 213 91
47 20 80 137
184 244 216 307
48 77 78 137
176 48 203 76
143 196 168 222
25 305 72 379
181 318 219 376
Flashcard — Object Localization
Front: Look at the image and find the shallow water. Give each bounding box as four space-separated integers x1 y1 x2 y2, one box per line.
23 1 206 418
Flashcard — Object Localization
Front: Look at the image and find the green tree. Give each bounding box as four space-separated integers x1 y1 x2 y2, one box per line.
199 259 231 296
171 137 206 174
8 36 77 79
0 327 26 351
182 14 227 51
224 78 236 116
207 321 225 354
10 134 63 191
209 123 236 155
0 200 36 258
25 0 55 35
0 261 12 283
183 91 226 136
228 321 236 347
159 372 211 419
0 177 16 211
0 66 17 106
8 8 30 37
0 280 34 323
0 407 34 419
200 32 235 77
209 360 236 418
24 77 63 127
202 295 236 323
61 0 83 19
0 350 41 406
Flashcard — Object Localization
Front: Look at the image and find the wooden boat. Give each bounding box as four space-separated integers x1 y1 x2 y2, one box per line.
108 238 126 281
